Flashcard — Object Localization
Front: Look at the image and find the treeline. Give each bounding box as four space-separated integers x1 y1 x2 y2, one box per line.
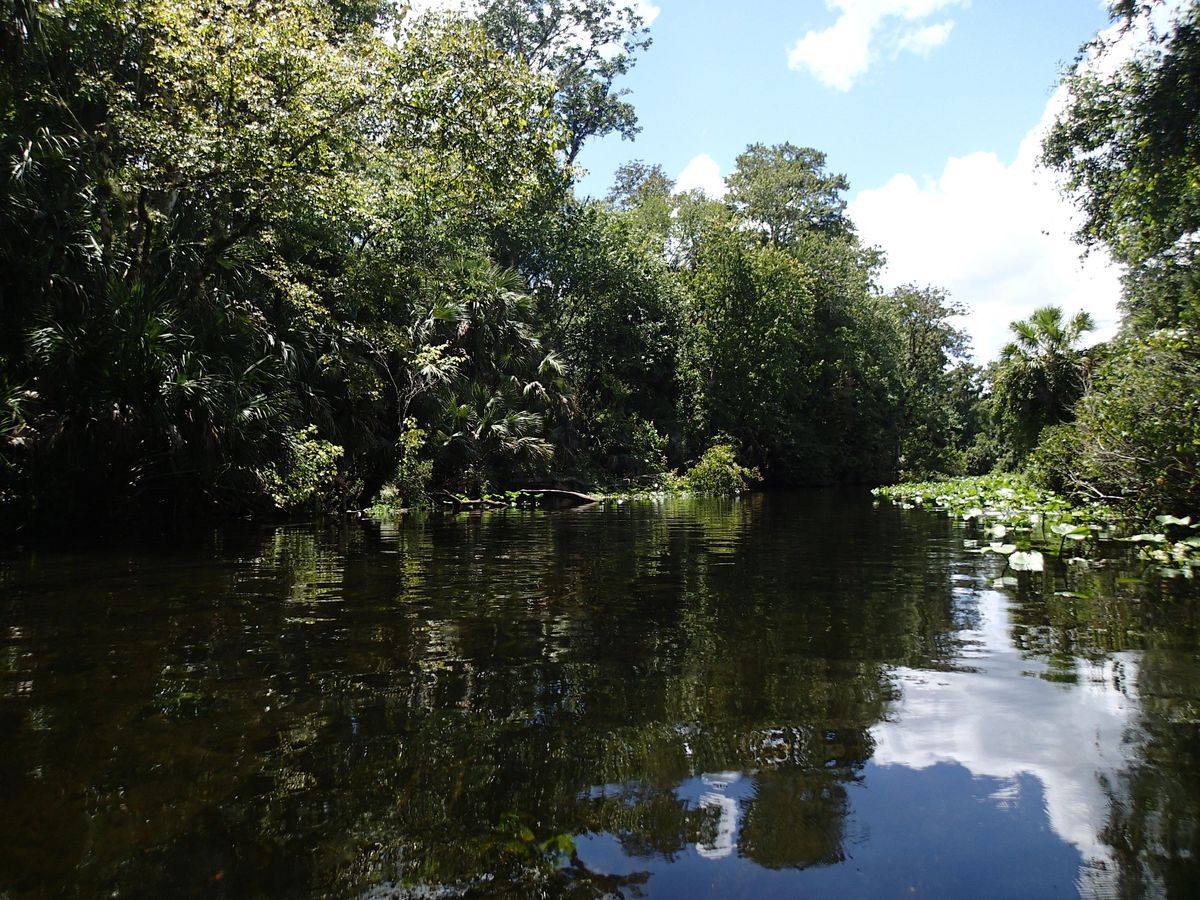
9 0 1195 531
1 0 991 530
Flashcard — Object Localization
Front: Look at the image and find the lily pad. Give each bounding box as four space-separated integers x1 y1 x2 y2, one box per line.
1009 550 1045 572
1050 523 1089 539
1126 533 1168 543
1156 515 1192 527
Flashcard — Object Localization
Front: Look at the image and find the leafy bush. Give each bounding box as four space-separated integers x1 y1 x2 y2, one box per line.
587 410 668 474
1039 329 1200 516
376 419 433 509
1080 330 1200 513
684 442 760 495
259 426 345 513
1025 423 1082 494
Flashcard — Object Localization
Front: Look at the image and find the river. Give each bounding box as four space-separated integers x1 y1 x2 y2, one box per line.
2 492 1197 897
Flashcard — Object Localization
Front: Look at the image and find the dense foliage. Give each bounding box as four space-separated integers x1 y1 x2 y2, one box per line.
0 0 1075 531
1027 0 1200 518
1045 0 1200 332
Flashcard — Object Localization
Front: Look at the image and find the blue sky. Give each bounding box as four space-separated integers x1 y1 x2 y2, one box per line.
574 1 1114 201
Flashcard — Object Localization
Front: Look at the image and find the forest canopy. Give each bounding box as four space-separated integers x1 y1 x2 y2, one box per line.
2 0 1196 530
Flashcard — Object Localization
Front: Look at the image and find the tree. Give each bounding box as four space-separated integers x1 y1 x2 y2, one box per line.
1035 329 1200 513
993 306 1095 457
888 285 974 478
680 225 899 483
0 0 568 524
1043 0 1200 329
533 202 685 474
725 143 850 248
470 0 653 163
605 160 674 238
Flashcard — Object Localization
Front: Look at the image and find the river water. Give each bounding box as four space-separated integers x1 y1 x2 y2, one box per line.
2 492 1197 898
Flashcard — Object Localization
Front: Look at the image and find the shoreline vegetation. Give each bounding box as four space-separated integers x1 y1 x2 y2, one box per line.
366 440 759 514
2 1 1198 540
875 474 1200 580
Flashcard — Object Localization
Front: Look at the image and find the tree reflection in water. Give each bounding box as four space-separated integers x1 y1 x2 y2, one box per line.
0 494 1197 898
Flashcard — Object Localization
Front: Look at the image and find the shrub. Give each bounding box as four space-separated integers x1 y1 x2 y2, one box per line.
1025 423 1082 494
587 410 668 474
684 442 760 495
1046 329 1200 515
376 419 433 509
259 425 345 513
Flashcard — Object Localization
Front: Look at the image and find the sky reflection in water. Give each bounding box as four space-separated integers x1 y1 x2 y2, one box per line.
1 494 1196 898
575 580 1137 898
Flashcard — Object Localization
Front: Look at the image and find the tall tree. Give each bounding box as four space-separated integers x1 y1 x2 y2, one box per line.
470 0 652 163
889 285 973 477
1043 0 1200 329
725 143 850 248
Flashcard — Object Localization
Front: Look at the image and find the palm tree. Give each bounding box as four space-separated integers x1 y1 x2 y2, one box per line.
993 305 1095 456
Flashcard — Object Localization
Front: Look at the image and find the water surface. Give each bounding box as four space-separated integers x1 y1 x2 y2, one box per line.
2 492 1198 897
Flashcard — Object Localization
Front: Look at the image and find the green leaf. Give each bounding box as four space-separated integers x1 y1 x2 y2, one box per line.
1155 515 1192 527
1050 523 1089 538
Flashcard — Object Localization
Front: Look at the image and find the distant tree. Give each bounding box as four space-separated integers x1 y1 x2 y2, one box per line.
993 306 1095 457
725 143 850 248
889 285 974 478
606 160 674 238
607 160 673 207
534 203 685 473
680 223 899 483
666 189 731 270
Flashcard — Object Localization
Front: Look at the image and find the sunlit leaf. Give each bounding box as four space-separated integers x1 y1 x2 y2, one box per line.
1008 550 1044 572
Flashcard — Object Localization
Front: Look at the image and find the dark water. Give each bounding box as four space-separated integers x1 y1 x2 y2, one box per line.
2 492 1198 899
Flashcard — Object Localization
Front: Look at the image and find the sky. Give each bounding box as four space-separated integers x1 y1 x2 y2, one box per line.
567 0 1127 361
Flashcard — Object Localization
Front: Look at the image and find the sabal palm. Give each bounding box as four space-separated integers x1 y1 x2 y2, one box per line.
1002 306 1096 362
995 305 1095 455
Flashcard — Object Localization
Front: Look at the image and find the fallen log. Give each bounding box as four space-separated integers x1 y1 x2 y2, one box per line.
517 488 601 508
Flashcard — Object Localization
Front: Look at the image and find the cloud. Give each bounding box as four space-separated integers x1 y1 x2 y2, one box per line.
675 154 727 199
633 1 662 27
895 20 954 56
788 0 968 90
846 86 1123 362
872 588 1137 897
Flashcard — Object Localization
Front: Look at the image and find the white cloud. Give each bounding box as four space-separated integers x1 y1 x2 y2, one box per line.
675 154 727 199
788 0 968 90
847 87 1123 362
873 588 1137 897
633 1 662 27
895 19 954 56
